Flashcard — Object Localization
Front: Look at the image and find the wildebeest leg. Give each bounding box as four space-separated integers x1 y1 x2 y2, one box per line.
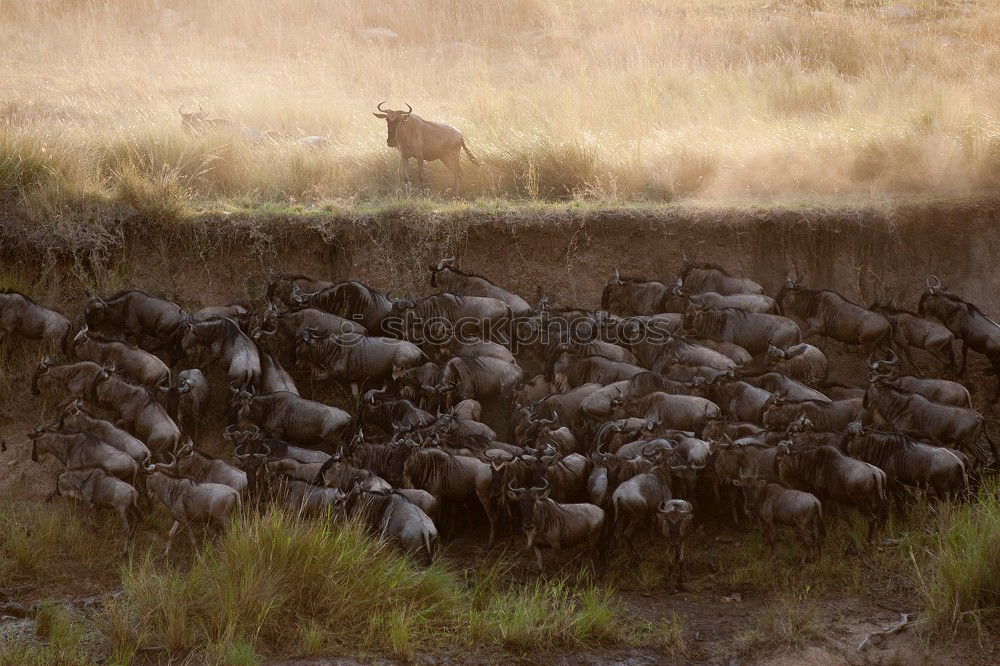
992 363 1000 404
399 154 410 188
351 382 360 400
186 523 199 551
165 520 182 556
441 152 462 196
534 546 545 574
416 159 425 188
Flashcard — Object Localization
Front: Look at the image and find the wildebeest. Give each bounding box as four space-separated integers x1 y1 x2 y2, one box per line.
0 289 71 354
777 280 890 353
265 273 334 308
143 463 241 555
56 401 151 464
683 289 777 315
870 301 956 371
181 317 261 390
71 327 171 390
373 102 480 194
434 355 525 411
232 388 352 452
258 352 299 395
179 104 234 133
506 478 605 573
402 445 497 541
84 290 188 361
655 499 695 591
546 347 645 392
918 276 1000 399
341 486 438 564
612 390 721 435
600 269 673 317
90 369 181 460
684 308 801 355
430 257 532 317
869 350 971 408
30 428 140 488
678 262 764 296
296 330 425 396
171 443 248 495
391 292 511 342
839 423 967 500
774 440 887 543
31 359 106 398
54 469 140 555
158 368 211 438
744 373 831 403
734 476 824 561
765 343 828 385
761 396 866 434
294 281 395 335
863 373 997 461
611 445 678 543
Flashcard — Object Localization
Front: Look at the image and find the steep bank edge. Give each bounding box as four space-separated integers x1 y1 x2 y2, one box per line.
1 198 998 314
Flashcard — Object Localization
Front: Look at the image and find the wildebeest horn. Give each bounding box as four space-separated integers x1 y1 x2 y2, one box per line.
234 445 250 461
883 348 899 366
377 101 388 113
157 378 170 393
925 275 941 292
532 477 550 493
866 351 879 370
402 102 413 114
223 424 237 440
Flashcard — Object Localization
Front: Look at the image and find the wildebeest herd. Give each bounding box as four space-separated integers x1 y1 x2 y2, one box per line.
1 260 997 586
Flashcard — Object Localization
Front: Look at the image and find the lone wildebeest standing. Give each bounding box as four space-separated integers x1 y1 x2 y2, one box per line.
373 102 479 194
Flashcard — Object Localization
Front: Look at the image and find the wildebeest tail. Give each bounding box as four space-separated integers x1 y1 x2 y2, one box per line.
461 140 480 165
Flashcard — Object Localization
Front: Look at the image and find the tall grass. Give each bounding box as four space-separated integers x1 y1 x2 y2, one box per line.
916 484 1000 635
0 0 998 209
103 509 624 660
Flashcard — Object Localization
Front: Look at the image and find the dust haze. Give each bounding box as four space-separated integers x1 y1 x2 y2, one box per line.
2 0 998 204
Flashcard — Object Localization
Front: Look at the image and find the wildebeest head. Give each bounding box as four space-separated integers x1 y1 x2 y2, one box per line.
30 357 51 396
83 295 110 329
178 105 215 133
732 475 768 514
372 101 413 148
506 478 550 540
656 498 694 544
429 257 456 288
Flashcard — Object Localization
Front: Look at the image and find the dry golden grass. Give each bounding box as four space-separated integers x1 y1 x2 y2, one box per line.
1 0 999 206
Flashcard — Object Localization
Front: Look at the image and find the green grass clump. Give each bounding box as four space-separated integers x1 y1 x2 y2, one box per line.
916 483 1000 635
103 508 625 660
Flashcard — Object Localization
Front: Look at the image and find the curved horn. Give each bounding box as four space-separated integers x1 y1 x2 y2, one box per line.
926 275 941 292
532 477 550 492
377 101 388 112
883 348 899 366
507 480 525 493
402 102 413 114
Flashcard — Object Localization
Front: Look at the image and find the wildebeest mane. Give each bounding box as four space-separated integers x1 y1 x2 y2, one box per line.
0 288 37 304
843 429 917 469
680 261 733 277
626 371 687 397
